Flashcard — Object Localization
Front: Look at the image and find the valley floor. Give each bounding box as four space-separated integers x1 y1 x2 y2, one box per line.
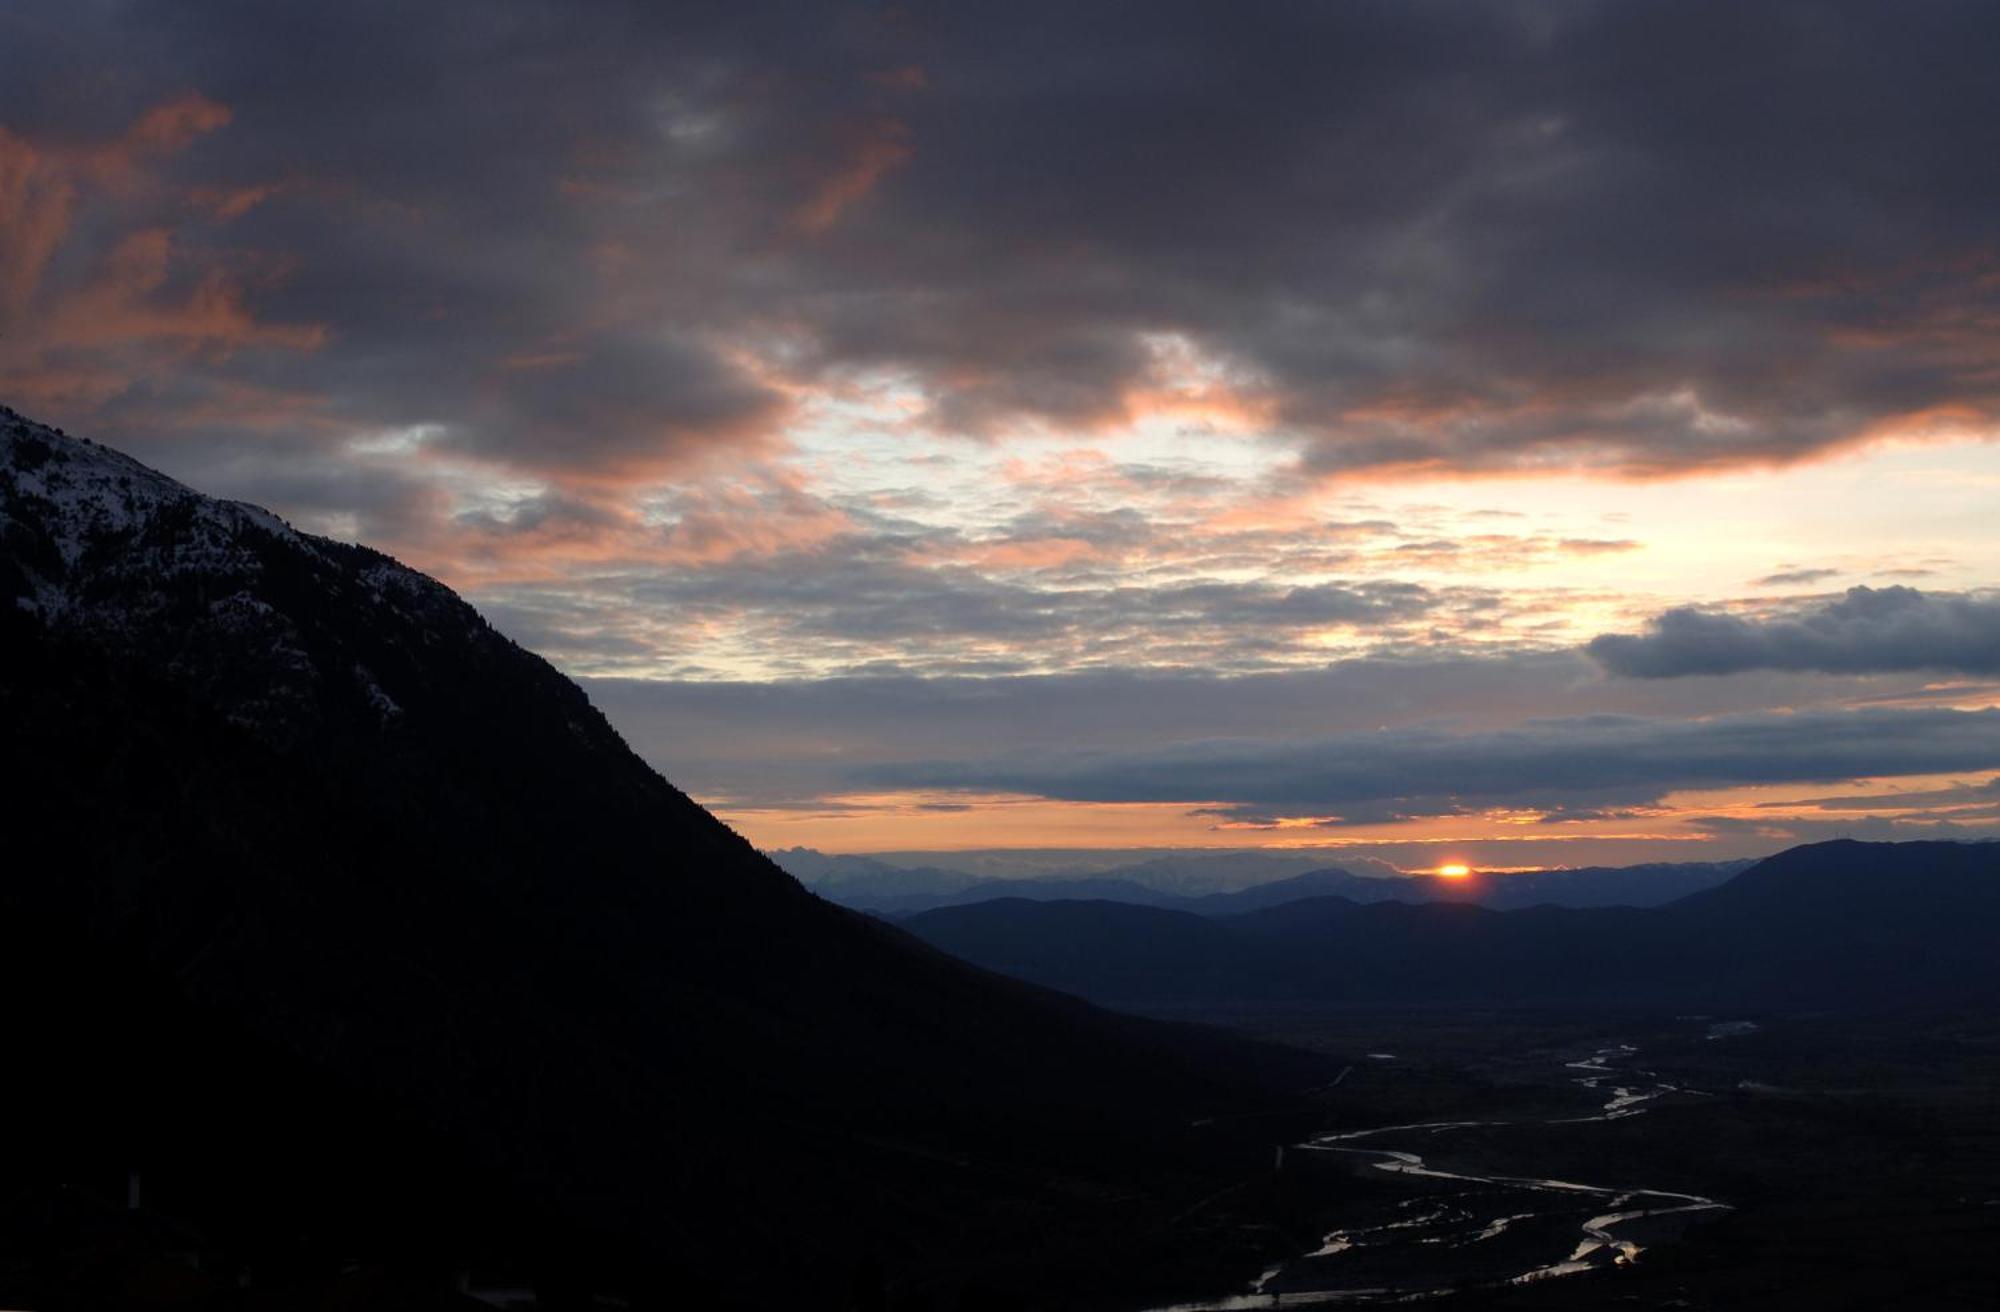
1117 1007 2000 1312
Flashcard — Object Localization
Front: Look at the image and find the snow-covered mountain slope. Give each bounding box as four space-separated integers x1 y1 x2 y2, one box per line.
1 406 301 578
3 404 511 742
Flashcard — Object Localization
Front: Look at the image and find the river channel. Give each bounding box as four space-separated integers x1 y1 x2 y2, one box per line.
1150 1040 1731 1308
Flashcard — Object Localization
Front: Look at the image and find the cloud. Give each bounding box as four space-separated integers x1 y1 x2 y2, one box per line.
574 656 1977 808
855 706 2000 821
792 115 913 235
1755 776 2000 813
481 543 1477 679
1556 538 1641 556
0 88 326 423
5 0 2000 488
0 90 231 313
762 0 2000 473
1686 812 2000 844
442 337 790 479
1588 586 2000 678
1752 567 1841 587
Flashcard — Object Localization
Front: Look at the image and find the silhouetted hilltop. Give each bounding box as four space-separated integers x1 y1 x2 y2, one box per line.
1441 860 1749 909
1660 839 2000 1007
1675 838 2000 912
0 406 1323 1308
906 841 2000 1012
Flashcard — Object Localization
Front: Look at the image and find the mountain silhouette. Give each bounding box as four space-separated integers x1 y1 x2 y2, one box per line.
905 841 2000 1012
0 406 1323 1307
790 855 1743 916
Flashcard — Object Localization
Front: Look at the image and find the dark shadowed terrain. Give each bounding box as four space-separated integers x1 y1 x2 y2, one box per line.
4 407 1997 1311
1136 1008 2000 1311
885 846 2000 1307
0 408 1332 1310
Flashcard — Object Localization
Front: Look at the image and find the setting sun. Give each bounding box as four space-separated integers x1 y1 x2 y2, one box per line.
1436 863 1473 880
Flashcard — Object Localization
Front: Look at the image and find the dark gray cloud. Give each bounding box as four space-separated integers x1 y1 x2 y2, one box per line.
1687 813 2000 843
6 1 2000 483
1752 567 1842 587
578 656 1967 808
1755 776 2000 813
856 706 2000 818
164 445 447 547
440 338 789 475
1588 586 2000 678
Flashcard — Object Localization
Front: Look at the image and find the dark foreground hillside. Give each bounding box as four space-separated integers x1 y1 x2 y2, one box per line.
0 407 1328 1310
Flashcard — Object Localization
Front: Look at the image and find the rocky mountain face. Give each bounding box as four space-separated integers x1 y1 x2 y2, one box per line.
0 406 1319 1308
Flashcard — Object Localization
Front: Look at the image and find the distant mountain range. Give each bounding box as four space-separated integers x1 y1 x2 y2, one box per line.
772 846 1752 915
0 407 1322 1308
902 840 2000 1011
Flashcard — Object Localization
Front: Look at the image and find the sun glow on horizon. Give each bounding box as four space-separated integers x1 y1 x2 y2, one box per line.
1436 863 1474 880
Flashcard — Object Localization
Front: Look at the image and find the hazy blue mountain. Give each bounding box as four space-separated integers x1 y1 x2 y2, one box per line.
1183 868 1423 914
794 849 1750 917
904 842 2000 1012
1068 851 1377 894
766 846 986 905
844 875 1196 915
770 846 1378 908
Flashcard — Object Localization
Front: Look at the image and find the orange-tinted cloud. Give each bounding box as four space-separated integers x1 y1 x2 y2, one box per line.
794 116 911 235
123 92 233 155
0 92 323 418
380 462 860 592
188 181 283 221
40 228 325 354
0 92 232 313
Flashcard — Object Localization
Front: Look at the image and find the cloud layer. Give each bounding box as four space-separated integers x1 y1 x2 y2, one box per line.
582 656 1994 811
6 1 2000 485
858 706 2000 825
10 3 2000 857
1590 587 2000 678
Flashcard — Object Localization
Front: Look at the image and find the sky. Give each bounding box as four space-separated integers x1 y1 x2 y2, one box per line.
6 0 2000 869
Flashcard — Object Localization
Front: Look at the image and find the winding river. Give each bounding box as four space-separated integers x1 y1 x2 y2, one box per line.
1150 1043 1729 1309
